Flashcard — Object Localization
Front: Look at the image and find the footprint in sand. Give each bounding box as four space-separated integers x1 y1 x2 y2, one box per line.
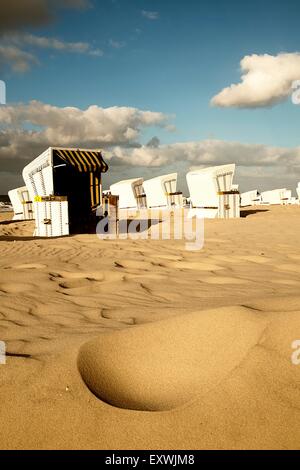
51 270 125 284
50 270 103 281
58 279 92 289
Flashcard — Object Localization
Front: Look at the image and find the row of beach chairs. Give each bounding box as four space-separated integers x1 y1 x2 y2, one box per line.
7 147 300 237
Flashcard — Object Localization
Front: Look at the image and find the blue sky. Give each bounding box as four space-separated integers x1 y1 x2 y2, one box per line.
1 0 300 193
3 0 300 146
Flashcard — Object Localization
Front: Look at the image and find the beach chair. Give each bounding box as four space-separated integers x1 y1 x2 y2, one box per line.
261 189 291 205
0 201 13 213
296 183 300 202
110 178 146 210
240 190 262 207
23 147 108 236
143 173 183 209
186 164 240 219
8 186 34 220
282 189 298 205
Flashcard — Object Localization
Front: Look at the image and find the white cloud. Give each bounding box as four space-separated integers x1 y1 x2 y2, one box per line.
0 100 170 162
8 32 103 56
0 100 172 192
2 127 300 194
106 140 300 196
0 33 103 72
109 39 126 49
141 10 159 20
1 101 299 174
0 45 38 72
211 53 300 108
109 139 300 171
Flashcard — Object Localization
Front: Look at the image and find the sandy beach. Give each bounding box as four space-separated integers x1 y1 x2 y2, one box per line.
1 206 300 449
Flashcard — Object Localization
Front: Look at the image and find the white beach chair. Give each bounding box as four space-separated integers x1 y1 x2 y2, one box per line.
186 164 240 219
8 186 33 220
0 201 13 213
261 189 291 205
23 147 108 236
143 173 183 209
240 190 262 207
282 190 298 205
110 178 146 210
296 183 300 202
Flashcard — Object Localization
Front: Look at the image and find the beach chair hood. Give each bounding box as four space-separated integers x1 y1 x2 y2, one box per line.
53 148 108 173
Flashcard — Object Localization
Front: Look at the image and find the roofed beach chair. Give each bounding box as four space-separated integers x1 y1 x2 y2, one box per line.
186 164 240 219
143 173 183 209
22 147 108 236
296 183 300 203
110 178 146 211
8 186 33 220
240 190 262 207
261 188 291 205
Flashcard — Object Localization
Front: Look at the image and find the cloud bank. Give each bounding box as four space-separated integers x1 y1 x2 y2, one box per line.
1 100 300 194
0 101 169 164
110 140 300 170
211 53 300 108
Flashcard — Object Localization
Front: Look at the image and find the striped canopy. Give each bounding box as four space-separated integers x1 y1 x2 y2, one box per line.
54 148 108 173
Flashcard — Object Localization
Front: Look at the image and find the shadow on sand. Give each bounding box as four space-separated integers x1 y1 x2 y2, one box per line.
240 209 269 218
0 235 70 242
0 220 28 226
0 218 161 241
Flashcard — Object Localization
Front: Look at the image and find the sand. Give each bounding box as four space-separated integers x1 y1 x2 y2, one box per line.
1 206 300 449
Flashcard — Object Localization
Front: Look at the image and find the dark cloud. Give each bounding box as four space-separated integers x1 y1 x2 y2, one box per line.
0 0 51 33
0 0 92 34
146 136 160 148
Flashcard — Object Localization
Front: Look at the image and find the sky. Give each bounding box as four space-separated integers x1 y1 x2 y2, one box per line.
0 0 300 194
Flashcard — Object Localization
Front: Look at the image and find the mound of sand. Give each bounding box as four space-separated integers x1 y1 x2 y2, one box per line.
78 307 267 411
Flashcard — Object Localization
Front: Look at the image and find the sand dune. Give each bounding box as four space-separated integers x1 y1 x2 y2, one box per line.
1 206 300 449
78 307 268 411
